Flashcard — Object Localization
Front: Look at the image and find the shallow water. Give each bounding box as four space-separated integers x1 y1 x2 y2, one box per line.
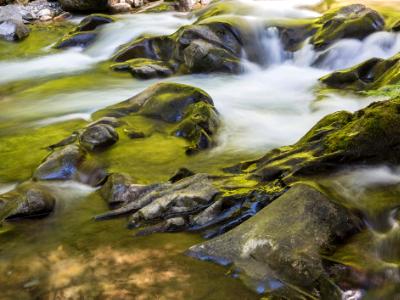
1 0 400 298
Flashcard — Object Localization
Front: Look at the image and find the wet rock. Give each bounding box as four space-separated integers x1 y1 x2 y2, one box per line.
58 0 109 12
79 124 119 152
311 4 385 50
55 31 97 49
320 54 400 91
0 183 56 221
55 13 115 49
111 16 262 76
0 18 29 41
100 173 134 206
188 184 361 293
93 82 219 152
46 131 79 151
113 35 175 62
95 173 219 226
33 144 106 186
73 14 114 32
183 39 242 73
111 58 175 79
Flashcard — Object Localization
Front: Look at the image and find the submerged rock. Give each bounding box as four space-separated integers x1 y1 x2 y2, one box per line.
33 144 107 186
0 182 56 221
311 4 385 50
188 184 361 295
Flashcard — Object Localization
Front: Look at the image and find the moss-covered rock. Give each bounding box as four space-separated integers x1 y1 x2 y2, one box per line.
111 15 261 77
93 82 220 153
111 58 176 79
320 54 400 91
0 182 56 221
311 4 385 50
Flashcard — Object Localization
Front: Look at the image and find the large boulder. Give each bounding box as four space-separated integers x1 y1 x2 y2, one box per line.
58 0 109 12
188 184 361 296
0 182 56 221
311 4 385 50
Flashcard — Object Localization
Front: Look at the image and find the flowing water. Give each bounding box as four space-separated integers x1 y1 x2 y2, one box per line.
1 0 400 299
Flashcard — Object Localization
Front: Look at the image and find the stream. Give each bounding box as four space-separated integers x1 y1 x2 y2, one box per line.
1 0 400 299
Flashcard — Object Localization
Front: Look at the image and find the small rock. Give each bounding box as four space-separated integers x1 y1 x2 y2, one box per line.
79 124 119 152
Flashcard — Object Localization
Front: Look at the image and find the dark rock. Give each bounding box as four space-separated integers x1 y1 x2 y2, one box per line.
55 31 97 49
311 4 385 50
188 184 361 293
58 0 109 12
0 183 56 221
73 14 114 32
79 124 119 152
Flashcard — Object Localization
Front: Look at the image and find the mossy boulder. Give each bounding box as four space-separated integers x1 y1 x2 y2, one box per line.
320 54 400 91
242 98 400 183
311 4 385 50
188 184 361 296
0 182 56 221
93 82 219 153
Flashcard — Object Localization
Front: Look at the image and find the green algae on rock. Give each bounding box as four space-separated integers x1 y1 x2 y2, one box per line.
320 53 400 91
93 82 220 153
